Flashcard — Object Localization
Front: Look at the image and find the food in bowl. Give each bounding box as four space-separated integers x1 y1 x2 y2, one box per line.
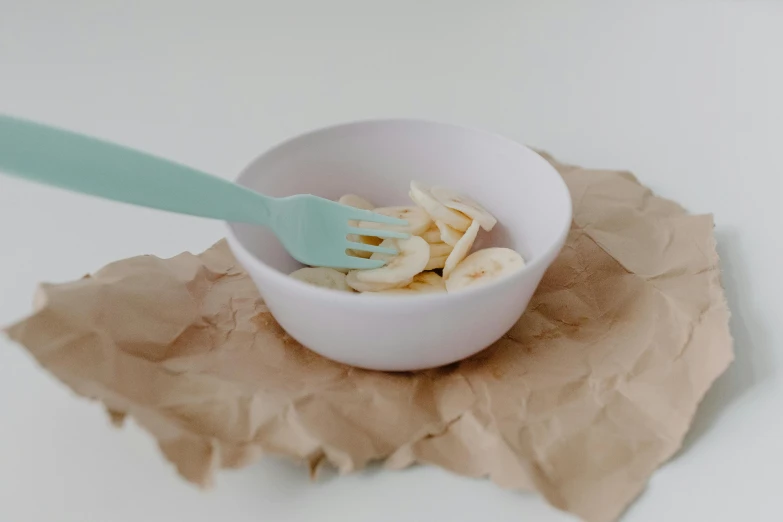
289 180 526 295
225 119 571 371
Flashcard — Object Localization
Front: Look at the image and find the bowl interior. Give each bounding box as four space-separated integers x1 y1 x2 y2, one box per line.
230 120 571 276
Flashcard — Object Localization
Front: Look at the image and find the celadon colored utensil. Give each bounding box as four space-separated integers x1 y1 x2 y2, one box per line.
0 114 408 269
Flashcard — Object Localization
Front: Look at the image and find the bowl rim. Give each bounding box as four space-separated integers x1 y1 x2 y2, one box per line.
224 118 572 304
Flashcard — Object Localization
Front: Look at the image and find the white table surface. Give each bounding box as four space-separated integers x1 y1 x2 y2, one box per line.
1 1 781 521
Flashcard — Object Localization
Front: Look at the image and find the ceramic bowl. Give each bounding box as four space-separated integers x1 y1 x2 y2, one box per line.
225 119 571 371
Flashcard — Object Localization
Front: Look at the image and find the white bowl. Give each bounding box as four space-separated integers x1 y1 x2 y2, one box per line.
225 120 571 371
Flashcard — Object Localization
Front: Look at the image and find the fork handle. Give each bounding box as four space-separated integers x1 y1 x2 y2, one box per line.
0 114 273 225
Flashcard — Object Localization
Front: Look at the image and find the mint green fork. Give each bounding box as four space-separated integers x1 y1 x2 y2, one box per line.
0 114 408 270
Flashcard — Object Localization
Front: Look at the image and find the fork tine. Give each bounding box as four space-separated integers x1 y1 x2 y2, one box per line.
346 226 409 240
346 241 398 255
348 208 408 227
340 257 386 270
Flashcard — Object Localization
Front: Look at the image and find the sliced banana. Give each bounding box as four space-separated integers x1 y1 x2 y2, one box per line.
435 220 463 246
346 271 412 292
375 272 446 295
420 223 443 244
295 186 520 297
428 242 454 257
312 265 349 274
445 247 526 293
356 236 430 285
442 220 480 279
425 255 448 270
340 194 379 258
358 206 432 236
347 233 383 259
430 186 497 232
338 194 374 210
290 267 354 292
409 181 472 232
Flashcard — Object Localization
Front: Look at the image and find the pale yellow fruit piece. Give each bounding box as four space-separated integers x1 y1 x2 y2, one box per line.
375 271 446 295
409 181 471 232
430 186 497 231
428 242 454 257
347 233 383 259
445 247 526 292
290 267 354 292
357 236 430 285
420 223 443 244
425 255 448 270
340 193 378 258
443 220 480 279
358 206 432 236
435 220 463 246
338 194 374 210
318 266 349 274
346 271 413 292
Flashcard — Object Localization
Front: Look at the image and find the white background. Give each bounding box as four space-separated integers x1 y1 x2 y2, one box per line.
1 1 781 521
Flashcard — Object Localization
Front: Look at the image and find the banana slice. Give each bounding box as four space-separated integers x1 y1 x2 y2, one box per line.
338 194 374 210
409 181 472 232
290 267 354 292
435 220 463 246
346 271 412 292
340 194 379 258
430 186 497 231
311 265 349 274
347 233 383 259
359 206 432 236
420 223 443 244
425 255 448 270
445 247 526 292
442 220 480 279
429 242 454 257
375 272 446 295
356 236 430 285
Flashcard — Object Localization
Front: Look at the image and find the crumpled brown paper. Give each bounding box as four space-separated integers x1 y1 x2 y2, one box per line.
4 154 733 522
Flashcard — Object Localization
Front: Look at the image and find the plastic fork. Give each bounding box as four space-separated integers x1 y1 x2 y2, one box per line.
0 114 408 270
